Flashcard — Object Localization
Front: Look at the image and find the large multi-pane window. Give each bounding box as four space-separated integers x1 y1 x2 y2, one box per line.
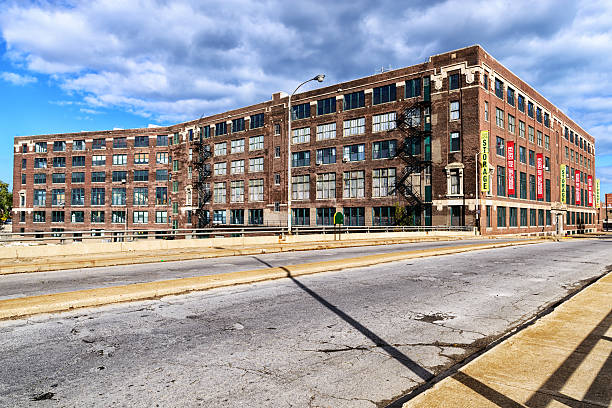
92 138 105 150
343 170 365 198
497 206 506 227
249 157 264 172
133 211 148 224
230 180 245 202
52 189 65 206
343 144 365 162
508 114 515 134
34 158 47 168
317 97 336 115
134 170 148 182
344 207 365 226
520 208 528 226
133 187 148 206
544 134 550 150
496 137 505 156
449 74 459 90
35 142 47 153
372 168 395 197
373 207 395 226
156 135 168 146
292 151 310 167
214 162 227 175
495 108 504 128
450 132 460 152
497 165 506 196
292 127 310 144
405 78 421 97
316 173 336 199
214 183 226 203
91 171 105 183
518 121 525 139
529 150 535 166
292 208 310 226
536 107 542 123
91 188 105 206
134 136 149 147
372 140 397 159
520 172 527 199
316 123 336 140
52 157 66 168
509 207 517 227
52 173 65 184
73 140 85 151
529 175 536 200
343 91 365 110
507 87 515 106
316 147 336 164
231 159 244 174
213 210 226 224
518 94 525 112
112 171 127 182
291 103 310 120
249 135 264 151
70 211 84 223
545 179 551 202
113 154 127 165
53 141 66 152
91 155 106 166
249 179 264 201
317 208 335 225
112 188 126 205
156 152 168 164
230 139 244 154
156 187 168 205
52 211 64 223
450 101 459 120
34 174 46 184
343 117 365 136
291 175 310 200
134 153 148 164
528 126 534 143
373 84 396 105
155 211 168 224
215 142 227 156
537 131 543 147
32 211 45 223
519 146 526 164
72 172 85 183
495 78 504 99
372 112 396 132
71 188 84 205
112 211 126 223
250 113 264 129
232 118 245 132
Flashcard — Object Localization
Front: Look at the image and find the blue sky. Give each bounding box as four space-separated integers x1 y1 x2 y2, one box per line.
1 0 611 198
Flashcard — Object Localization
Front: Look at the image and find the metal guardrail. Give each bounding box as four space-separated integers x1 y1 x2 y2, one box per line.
0 225 474 243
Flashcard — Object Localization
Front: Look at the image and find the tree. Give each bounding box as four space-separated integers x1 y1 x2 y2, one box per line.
0 181 12 222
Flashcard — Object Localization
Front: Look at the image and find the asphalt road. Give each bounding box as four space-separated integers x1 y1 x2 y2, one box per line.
1 238 509 300
0 237 610 407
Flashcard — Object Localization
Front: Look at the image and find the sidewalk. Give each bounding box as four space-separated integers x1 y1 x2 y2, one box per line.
402 271 612 407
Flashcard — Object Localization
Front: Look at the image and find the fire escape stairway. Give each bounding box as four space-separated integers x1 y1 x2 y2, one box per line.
192 135 213 227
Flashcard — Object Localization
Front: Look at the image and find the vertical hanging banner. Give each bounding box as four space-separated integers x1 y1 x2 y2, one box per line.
507 141 515 196
480 131 489 192
588 176 593 207
575 170 581 205
560 164 567 203
536 153 544 199
596 179 601 208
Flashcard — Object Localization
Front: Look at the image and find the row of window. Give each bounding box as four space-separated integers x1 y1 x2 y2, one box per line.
29 187 175 207
486 206 594 229
487 106 552 150
213 158 264 175
563 127 592 154
211 135 264 156
290 141 396 167
490 77 550 127
23 169 171 185
23 210 170 224
23 152 172 169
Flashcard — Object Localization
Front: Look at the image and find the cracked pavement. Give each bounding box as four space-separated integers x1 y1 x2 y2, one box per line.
0 237 611 407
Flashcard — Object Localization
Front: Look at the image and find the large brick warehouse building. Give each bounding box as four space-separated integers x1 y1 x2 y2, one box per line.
12 45 599 236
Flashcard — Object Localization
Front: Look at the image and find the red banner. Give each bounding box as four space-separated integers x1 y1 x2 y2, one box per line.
588 175 593 207
575 170 581 205
536 153 543 199
507 141 515 196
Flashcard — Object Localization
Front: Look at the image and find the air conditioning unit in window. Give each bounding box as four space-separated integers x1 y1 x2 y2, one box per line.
315 161 322 165
342 158 348 163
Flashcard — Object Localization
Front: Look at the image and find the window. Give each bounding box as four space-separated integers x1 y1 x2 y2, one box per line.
155 135 168 147
527 101 534 118
52 189 65 206
91 171 105 183
484 101 489 121
113 154 127 165
112 171 127 182
449 169 461 195
497 206 506 227
249 157 264 172
230 180 244 202
250 113 264 129
373 206 396 226
520 172 527 199
449 132 460 152
134 136 149 147
544 134 550 150
291 175 310 200
92 138 105 150
52 211 64 223
292 151 310 167
405 107 420 127
232 118 245 132
134 170 148 182
249 179 264 201
52 173 65 184
495 108 504 128
214 182 226 203
214 162 227 175
112 188 126 205
545 156 550 171
91 188 105 206
35 142 47 153
316 173 336 199
292 127 310 144
133 187 148 205
483 73 488 90
537 131 543 147
372 112 396 132
274 174 280 185
249 135 264 151
231 139 244 154
215 142 227 156
229 209 244 225
449 74 459 90
292 208 309 226
496 137 505 156
538 209 544 226
545 179 551 202
405 78 421 97
22 158 26 168
343 170 365 198
529 174 536 200
173 133 180 145
72 172 85 183
109 138 126 150
509 207 517 227
372 168 395 197
520 208 528 226
92 155 106 166
274 124 281 135
518 94 525 112
156 152 168 164
156 187 168 205
316 147 336 164
507 87 515 106
317 97 336 115
35 158 48 168
134 153 149 164
544 112 550 127
70 211 85 223
133 211 148 224
529 208 536 226
316 123 336 140
155 211 168 224
450 101 459 120
215 122 228 136
71 188 84 205
291 102 310 120
213 210 226 224
508 114 515 134
373 84 396 104
372 140 397 159
519 121 525 138
33 211 46 223
73 140 85 151
172 181 179 193
528 126 534 143
21 173 27 185
344 207 365 226
231 159 244 174
343 117 365 136
274 146 281 158
546 210 551 226
536 107 542 123
495 78 504 99
53 141 66 152
112 211 126 223
497 165 506 196
343 144 365 162
519 146 526 164
343 91 365 110
34 174 46 184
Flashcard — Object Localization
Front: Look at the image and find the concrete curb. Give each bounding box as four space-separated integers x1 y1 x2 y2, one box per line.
0 239 545 320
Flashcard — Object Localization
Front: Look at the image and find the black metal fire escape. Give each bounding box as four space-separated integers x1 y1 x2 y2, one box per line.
192 131 212 227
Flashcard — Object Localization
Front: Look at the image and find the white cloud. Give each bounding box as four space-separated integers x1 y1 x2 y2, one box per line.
0 71 37 85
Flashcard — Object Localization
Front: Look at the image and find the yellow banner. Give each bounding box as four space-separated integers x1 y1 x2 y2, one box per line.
480 131 489 192
596 179 600 208
560 164 566 203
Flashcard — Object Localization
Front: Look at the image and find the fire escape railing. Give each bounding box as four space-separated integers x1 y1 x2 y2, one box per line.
192 132 213 227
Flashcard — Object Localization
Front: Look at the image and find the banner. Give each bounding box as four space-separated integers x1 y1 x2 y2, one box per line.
480 131 489 192
560 165 567 204
536 153 543 199
588 176 593 207
575 170 581 205
507 141 515 196
596 179 600 208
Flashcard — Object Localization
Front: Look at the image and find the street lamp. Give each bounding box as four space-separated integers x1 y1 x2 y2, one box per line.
287 74 325 234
